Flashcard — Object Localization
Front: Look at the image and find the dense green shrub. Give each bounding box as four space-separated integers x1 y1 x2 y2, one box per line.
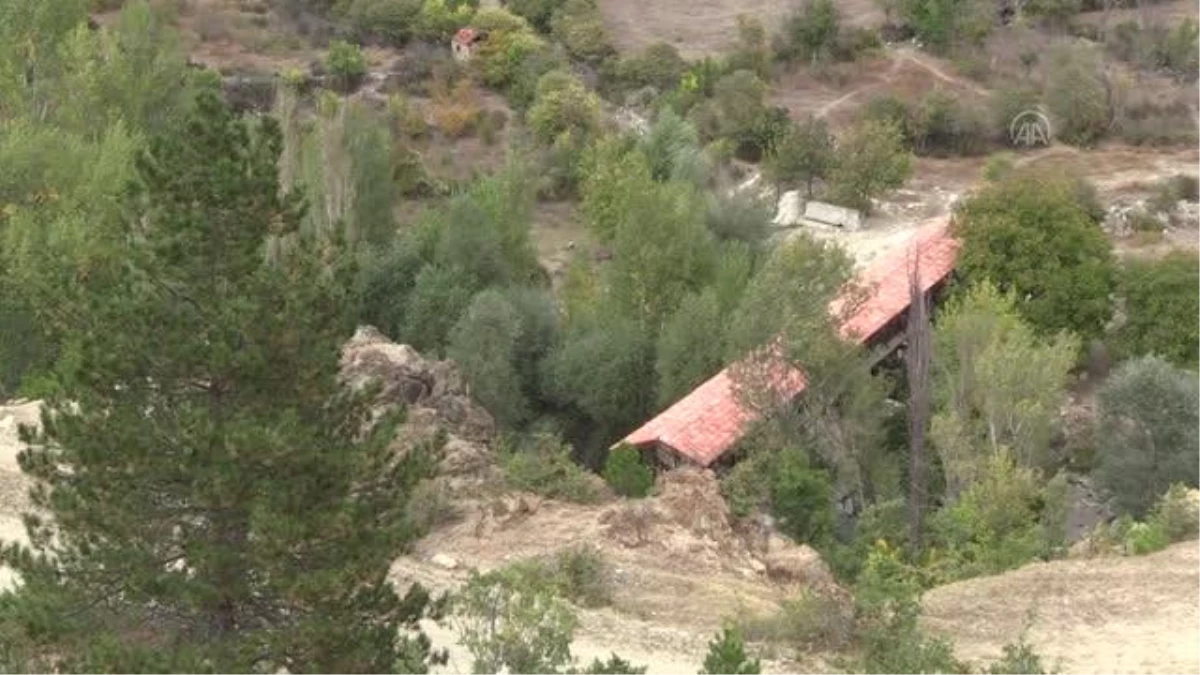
770 450 836 545
911 89 990 156
986 634 1053 674
902 0 992 53
861 95 914 144
326 39 367 89
1148 483 1199 542
550 0 615 63
527 69 603 144
700 627 760 675
502 432 607 503
1095 356 1200 518
1123 520 1170 555
826 118 912 212
454 571 578 674
1148 174 1200 214
775 0 841 65
572 654 649 674
346 0 422 45
1044 43 1110 146
602 444 655 498
610 42 688 94
739 590 856 651
506 0 568 32
1113 252 1199 368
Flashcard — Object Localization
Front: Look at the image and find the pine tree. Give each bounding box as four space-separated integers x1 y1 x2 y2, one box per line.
0 85 444 673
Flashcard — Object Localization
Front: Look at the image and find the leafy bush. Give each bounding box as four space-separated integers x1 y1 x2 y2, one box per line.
1113 252 1199 368
405 478 459 534
1123 520 1169 555
952 170 1116 339
326 39 367 89
765 115 835 197
639 108 707 184
453 571 578 674
987 633 1053 674
414 0 476 40
602 444 655 498
770 449 836 545
347 0 422 45
550 0 615 63
611 42 688 93
697 69 790 161
572 653 649 674
506 0 568 32
1095 356 1199 518
471 9 547 90
775 0 843 65
861 95 914 144
1044 43 1109 146
927 452 1056 583
497 545 613 607
1148 174 1200 213
700 627 760 675
527 69 602 144
1148 483 1200 543
827 118 912 212
721 450 774 518
983 152 1015 182
911 89 990 157
503 432 607 503
728 15 772 77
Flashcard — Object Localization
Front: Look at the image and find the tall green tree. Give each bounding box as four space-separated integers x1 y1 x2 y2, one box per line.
765 115 835 197
1113 252 1199 368
1095 356 1199 517
448 289 532 428
930 283 1078 497
827 119 912 212
0 88 443 672
656 289 727 407
953 171 1116 340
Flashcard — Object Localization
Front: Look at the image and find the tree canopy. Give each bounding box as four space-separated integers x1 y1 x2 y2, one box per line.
953 171 1116 340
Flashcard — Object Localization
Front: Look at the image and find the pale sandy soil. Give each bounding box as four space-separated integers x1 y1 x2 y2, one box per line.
924 542 1200 675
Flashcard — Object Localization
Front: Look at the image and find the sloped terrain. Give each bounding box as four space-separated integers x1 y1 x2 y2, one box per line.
924 542 1200 674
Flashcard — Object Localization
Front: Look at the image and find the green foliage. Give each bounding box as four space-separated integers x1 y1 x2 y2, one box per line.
1023 0 1080 27
656 290 728 406
580 137 651 242
827 118 912 212
704 192 772 246
700 627 761 675
1044 43 1110 146
506 0 567 32
927 452 1058 583
603 444 655 498
1147 174 1200 214
983 152 1015 182
901 0 992 53
930 282 1078 493
771 450 837 545
415 0 476 40
1123 520 1169 555
738 590 856 652
1148 483 1200 543
402 263 477 353
454 571 578 674
721 450 774 517
765 115 835 197
861 95 914 144
449 289 532 427
953 170 1116 339
728 15 772 77
471 9 546 91
911 88 990 157
640 109 708 185
326 39 367 86
528 69 603 145
611 42 689 93
699 69 789 161
542 314 656 433
776 0 842 64
1106 20 1199 83
494 545 613 607
1114 252 1199 368
851 543 966 674
987 633 1052 674
550 0 615 63
574 653 650 674
0 88 442 672
1094 356 1199 518
347 0 423 44
503 432 607 503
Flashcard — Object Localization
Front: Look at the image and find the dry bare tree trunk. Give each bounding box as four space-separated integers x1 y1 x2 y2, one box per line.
905 251 932 554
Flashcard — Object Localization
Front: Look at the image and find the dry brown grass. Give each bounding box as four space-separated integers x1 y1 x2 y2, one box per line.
923 542 1200 674
430 76 482 139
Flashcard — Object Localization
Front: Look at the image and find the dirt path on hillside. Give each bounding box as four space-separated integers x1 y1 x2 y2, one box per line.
924 542 1200 674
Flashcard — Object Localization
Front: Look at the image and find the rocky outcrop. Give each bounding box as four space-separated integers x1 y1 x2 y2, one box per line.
340 326 497 489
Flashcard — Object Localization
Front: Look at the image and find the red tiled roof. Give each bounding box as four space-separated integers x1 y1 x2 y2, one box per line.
618 218 959 466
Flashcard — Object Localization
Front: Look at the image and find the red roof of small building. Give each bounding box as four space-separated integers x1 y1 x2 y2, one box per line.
618 218 959 466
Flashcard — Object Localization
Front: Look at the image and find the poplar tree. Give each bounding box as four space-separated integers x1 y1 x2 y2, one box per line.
0 85 443 673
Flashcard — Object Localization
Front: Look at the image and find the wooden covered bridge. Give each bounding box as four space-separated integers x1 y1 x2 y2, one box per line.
615 218 961 470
